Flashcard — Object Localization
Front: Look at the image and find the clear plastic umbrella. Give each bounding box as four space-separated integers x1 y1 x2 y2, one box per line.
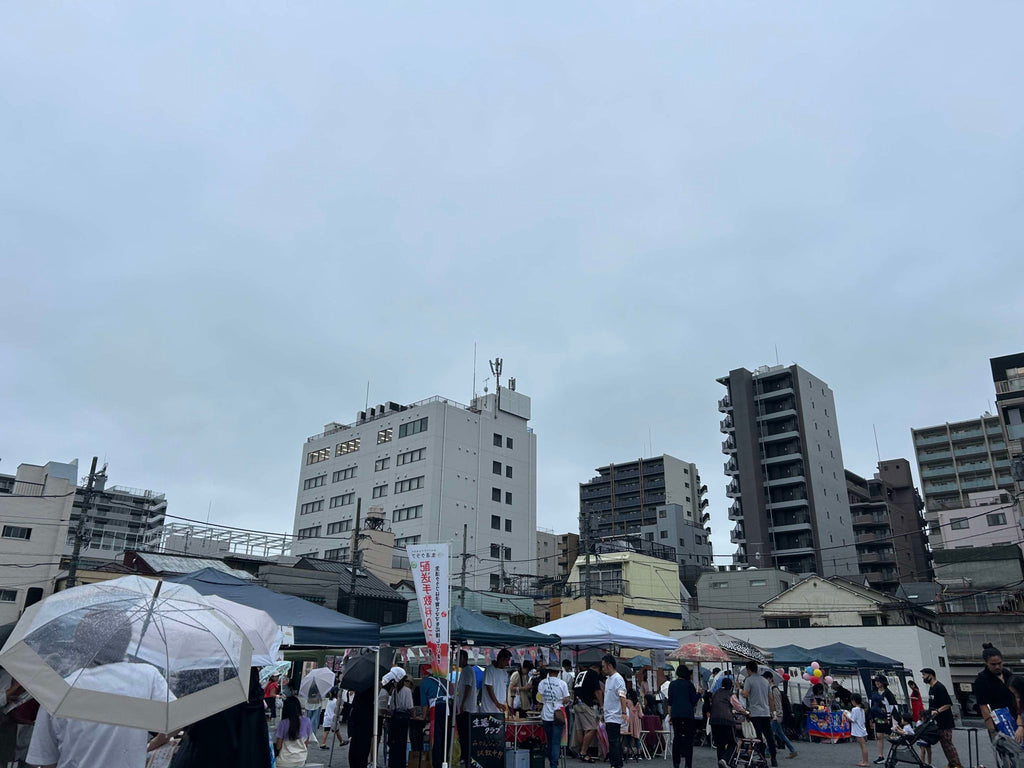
203 595 282 667
0 575 251 732
299 667 335 699
260 660 292 684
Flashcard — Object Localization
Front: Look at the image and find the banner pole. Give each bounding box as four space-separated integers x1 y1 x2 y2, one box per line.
372 646 381 768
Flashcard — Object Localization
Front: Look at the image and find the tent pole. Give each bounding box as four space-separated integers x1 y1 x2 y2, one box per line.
373 646 381 768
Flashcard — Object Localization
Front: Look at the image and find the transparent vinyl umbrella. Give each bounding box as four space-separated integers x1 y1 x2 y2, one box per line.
299 667 335 700
0 575 252 732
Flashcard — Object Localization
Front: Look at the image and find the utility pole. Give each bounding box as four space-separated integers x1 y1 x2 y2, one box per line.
582 513 592 610
459 524 470 607
499 543 506 592
66 456 100 589
344 498 362 616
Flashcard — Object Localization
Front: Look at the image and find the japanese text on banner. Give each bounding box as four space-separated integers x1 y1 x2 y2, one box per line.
407 543 451 677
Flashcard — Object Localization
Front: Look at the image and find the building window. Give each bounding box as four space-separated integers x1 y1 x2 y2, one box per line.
395 476 424 494
505 519 512 532
1 525 31 541
685 482 690 488
297 525 322 539
395 535 421 547
493 433 502 447
938 656 946 667
505 492 512 505
659 510 667 519
300 500 325 515
327 520 352 534
861 615 879 626
490 574 500 590
749 579 767 587
307 448 330 465
324 547 348 561
0 590 16 603
375 457 391 472
506 437 513 449
492 488 501 502
378 427 393 444
491 515 500 530
987 513 1007 526
399 417 429 438
493 461 502 475
303 475 327 490
780 581 789 590
392 505 423 522
336 438 361 456
397 448 426 465
329 494 353 508
505 465 512 478
711 582 729 589
659 530 667 539
504 546 511 560
490 543 500 558
765 617 810 628
333 467 356 482
372 484 388 498
950 518 970 530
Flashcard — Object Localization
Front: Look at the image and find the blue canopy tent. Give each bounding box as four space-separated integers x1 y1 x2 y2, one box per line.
167 567 380 647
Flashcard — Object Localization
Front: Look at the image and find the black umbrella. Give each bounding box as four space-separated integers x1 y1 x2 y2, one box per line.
339 648 395 693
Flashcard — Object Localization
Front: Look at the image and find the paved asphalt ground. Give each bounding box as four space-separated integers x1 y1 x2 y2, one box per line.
305 724 992 768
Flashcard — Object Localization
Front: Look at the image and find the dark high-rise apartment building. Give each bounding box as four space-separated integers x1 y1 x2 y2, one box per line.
718 364 858 577
846 459 932 592
991 352 1024 490
578 455 714 577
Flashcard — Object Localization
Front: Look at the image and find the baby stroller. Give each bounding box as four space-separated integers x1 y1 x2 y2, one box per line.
884 718 939 768
723 737 769 768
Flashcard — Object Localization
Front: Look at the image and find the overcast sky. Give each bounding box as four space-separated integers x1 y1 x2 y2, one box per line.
2 2 1022 562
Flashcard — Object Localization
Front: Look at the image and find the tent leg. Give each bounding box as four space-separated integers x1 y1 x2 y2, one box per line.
373 647 381 768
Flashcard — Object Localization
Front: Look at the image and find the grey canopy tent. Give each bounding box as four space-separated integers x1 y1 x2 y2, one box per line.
380 606 559 647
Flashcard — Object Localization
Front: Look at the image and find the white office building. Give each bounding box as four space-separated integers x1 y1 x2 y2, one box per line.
293 386 537 592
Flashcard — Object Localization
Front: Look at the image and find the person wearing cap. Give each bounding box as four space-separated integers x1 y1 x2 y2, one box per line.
539 665 571 768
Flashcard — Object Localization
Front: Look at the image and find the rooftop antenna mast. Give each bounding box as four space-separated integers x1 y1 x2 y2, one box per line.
873 424 882 464
473 343 478 400
489 357 502 418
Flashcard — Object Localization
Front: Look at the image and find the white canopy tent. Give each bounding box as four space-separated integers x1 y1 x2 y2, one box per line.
533 609 678 650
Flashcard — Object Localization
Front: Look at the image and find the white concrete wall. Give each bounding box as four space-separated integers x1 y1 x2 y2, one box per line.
0 462 77 624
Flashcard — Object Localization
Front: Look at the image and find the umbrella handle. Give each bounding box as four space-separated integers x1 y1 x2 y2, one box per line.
134 579 164 660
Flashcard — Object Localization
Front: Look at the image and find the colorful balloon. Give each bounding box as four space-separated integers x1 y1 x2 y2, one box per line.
814 669 823 678
824 676 834 684
811 662 820 670
802 673 812 681
805 666 814 675
782 673 791 682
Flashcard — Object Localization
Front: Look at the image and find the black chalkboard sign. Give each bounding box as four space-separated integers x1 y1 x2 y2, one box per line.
468 713 505 768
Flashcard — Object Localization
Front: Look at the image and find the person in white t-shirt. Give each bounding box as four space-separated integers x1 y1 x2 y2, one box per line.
26 609 173 768
455 650 479 768
843 693 869 768
539 666 571 768
601 655 627 768
481 650 511 715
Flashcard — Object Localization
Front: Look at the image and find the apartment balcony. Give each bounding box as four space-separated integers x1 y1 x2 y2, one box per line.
954 444 988 459
763 450 802 465
957 460 993 474
720 415 735 433
718 395 733 413
561 579 630 599
728 499 743 521
722 436 736 454
699 497 709 511
756 383 795 400
852 511 889 527
760 426 800 443
921 465 956 479
919 449 952 462
961 477 999 490
865 570 899 585
730 525 745 543
856 531 890 545
774 539 815 554
701 511 711 524
726 479 741 498
768 497 810 510
580 485 611 500
765 473 805 487
859 551 897 564
950 428 984 441
915 433 950 447
757 404 798 422
724 458 739 476
699 484 708 495
924 481 958 493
